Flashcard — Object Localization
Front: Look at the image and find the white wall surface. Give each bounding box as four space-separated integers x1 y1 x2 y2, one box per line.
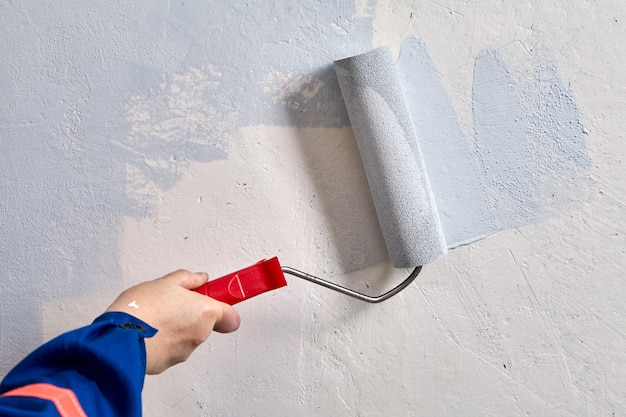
1 1 625 416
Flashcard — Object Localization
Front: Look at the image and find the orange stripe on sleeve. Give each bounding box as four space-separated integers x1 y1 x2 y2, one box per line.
1 383 87 417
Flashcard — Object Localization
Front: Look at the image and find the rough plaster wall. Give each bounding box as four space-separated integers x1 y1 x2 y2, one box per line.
1 1 625 416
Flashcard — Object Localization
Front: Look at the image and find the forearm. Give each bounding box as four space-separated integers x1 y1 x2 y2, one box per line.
0 312 156 417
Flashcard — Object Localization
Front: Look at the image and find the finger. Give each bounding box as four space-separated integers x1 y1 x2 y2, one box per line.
166 270 209 290
213 304 241 333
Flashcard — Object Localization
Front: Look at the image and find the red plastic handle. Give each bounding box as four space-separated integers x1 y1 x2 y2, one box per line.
194 257 287 305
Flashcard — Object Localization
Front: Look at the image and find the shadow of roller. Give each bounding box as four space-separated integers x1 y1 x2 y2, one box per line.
196 46 445 304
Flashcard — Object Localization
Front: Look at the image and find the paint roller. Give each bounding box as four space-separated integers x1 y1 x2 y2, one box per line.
195 46 446 304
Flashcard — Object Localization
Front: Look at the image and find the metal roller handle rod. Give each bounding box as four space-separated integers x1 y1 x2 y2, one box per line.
281 265 422 303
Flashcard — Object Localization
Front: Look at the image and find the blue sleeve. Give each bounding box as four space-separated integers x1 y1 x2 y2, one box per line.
0 311 157 417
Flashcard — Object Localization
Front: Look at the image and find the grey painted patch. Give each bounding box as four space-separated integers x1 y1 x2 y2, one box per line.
512 57 593 216
123 66 234 215
473 50 541 226
0 0 375 373
396 37 498 247
131 0 376 130
472 49 592 228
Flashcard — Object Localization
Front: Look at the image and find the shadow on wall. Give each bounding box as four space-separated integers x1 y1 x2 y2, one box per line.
283 64 392 275
280 64 351 128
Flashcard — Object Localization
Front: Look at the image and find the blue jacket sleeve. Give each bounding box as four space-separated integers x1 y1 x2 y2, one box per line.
0 311 157 417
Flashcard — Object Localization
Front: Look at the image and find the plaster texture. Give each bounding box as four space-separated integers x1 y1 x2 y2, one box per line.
1 0 625 416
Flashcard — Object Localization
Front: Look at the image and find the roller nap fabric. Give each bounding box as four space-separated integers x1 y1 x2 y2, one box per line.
334 47 447 267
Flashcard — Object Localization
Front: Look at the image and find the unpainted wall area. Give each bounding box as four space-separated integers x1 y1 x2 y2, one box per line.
1 0 625 415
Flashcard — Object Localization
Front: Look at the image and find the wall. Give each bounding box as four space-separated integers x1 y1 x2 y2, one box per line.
1 0 624 415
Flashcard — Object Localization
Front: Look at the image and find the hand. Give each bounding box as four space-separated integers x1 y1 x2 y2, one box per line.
105 270 241 374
